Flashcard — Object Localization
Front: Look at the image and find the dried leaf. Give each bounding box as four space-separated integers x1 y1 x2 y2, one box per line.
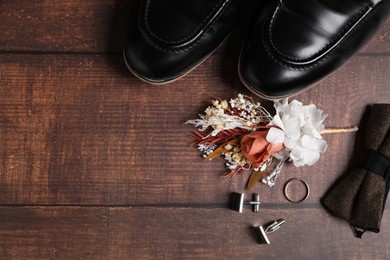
205 138 240 160
246 170 264 190
193 128 249 146
246 158 274 190
223 166 247 178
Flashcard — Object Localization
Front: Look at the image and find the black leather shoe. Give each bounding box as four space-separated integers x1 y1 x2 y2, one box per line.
239 0 390 100
124 0 246 84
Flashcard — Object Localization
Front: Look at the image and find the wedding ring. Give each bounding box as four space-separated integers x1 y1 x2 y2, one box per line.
283 178 310 203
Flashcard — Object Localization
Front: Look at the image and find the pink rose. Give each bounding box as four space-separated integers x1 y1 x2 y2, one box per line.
240 130 284 168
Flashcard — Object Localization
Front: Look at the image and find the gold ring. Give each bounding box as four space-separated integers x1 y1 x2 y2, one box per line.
283 178 310 203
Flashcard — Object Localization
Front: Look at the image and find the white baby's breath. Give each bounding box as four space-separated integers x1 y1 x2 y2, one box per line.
184 94 272 136
197 143 217 158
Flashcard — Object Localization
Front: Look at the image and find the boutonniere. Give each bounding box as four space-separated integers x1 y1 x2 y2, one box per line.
185 94 357 189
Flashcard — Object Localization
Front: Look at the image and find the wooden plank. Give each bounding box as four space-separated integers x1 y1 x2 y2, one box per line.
0 0 389 53
0 0 137 53
0 53 389 205
0 206 390 259
0 207 110 259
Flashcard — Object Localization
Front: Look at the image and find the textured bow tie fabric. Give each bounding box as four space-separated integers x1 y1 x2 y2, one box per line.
321 104 390 237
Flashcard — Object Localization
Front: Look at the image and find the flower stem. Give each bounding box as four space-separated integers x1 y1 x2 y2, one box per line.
321 126 358 134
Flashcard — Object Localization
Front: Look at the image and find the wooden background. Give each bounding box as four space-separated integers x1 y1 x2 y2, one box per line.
1 1 390 259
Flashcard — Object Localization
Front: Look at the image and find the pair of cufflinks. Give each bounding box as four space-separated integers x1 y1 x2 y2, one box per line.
230 192 285 244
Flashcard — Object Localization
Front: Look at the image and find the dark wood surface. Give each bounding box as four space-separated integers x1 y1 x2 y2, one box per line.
0 1 389 259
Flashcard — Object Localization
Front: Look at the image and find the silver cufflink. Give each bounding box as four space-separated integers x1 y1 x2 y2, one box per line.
231 192 261 213
252 219 286 244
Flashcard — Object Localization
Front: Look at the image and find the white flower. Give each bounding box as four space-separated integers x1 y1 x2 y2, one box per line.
185 94 273 136
266 99 328 167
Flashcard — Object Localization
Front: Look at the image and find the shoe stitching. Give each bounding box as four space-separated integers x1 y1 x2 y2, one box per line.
143 0 226 46
268 0 371 62
138 0 233 53
260 3 376 71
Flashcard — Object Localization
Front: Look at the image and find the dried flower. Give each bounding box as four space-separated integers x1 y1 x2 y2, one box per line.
185 94 331 186
266 99 328 167
184 94 272 136
240 130 284 169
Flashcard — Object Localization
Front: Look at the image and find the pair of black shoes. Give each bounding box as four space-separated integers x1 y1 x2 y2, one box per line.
123 0 390 100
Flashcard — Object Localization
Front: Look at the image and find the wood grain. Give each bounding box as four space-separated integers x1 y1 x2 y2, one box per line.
0 206 389 259
0 0 137 53
0 53 389 205
0 0 389 54
1 1 390 258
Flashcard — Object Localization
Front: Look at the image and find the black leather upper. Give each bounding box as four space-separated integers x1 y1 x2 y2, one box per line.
269 0 370 62
142 0 222 48
239 0 390 99
124 0 246 83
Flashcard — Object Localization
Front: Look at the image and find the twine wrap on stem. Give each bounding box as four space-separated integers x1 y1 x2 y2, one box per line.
321 126 359 134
